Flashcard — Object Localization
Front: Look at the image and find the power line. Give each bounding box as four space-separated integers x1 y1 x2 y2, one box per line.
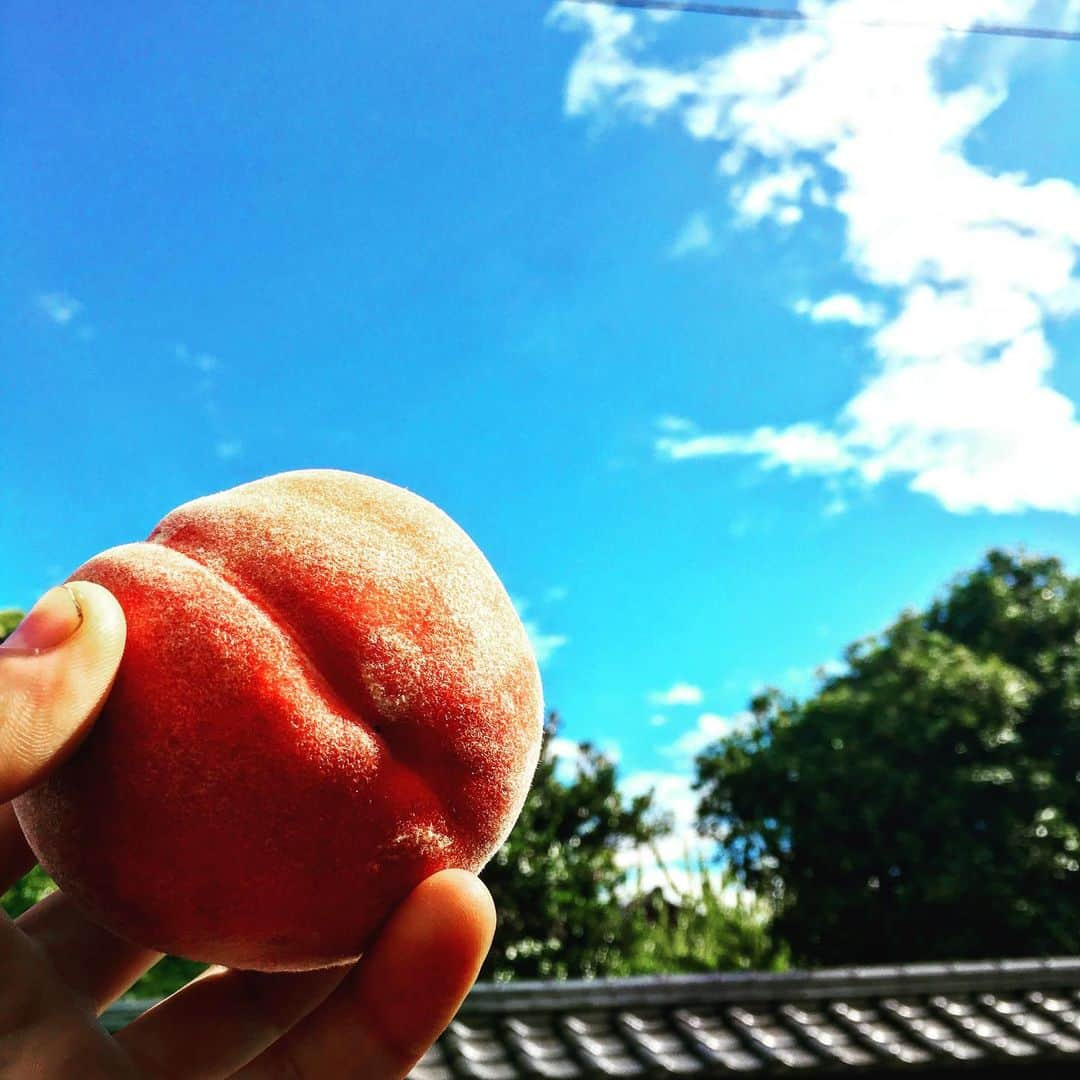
565 0 1080 42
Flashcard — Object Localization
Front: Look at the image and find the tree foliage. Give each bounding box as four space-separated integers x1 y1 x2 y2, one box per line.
0 609 22 643
615 856 786 976
481 714 783 980
2 864 56 919
696 549 1080 966
480 714 668 980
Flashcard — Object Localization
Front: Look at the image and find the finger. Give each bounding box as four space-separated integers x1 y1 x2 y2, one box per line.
116 963 349 1078
0 910 140 1078
16 890 161 1013
236 870 495 1080
0 582 126 803
0 801 36 893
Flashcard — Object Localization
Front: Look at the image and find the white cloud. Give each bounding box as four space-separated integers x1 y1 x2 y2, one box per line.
617 769 725 900
669 210 714 257
175 343 220 372
658 422 855 475
622 769 701 840
554 0 1080 515
662 710 752 764
37 292 84 326
547 733 621 782
543 584 569 603
215 439 243 461
780 658 848 694
648 681 704 706
176 343 249 468
549 1 695 119
530 627 569 666
820 658 846 678
514 598 569 667
795 292 885 328
656 414 696 433
734 163 813 224
525 624 569 666
546 736 586 782
547 736 581 760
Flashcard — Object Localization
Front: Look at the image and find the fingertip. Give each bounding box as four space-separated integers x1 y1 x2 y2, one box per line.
380 869 495 996
0 581 126 802
348 871 495 1073
0 586 82 653
64 581 127 659
413 869 496 953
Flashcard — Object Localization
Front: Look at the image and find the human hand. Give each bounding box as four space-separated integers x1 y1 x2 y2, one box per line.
1 583 495 1079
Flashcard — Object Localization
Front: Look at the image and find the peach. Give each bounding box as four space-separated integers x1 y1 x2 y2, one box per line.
13 470 543 971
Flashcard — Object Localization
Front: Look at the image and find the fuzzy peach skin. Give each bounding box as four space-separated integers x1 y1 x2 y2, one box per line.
13 470 543 972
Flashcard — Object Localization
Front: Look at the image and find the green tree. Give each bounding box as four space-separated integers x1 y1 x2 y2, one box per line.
615 853 787 976
2 865 57 919
696 549 1080 967
480 714 669 980
481 715 787 980
0 609 22 643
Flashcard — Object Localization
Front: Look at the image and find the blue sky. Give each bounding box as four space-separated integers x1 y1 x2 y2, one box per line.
4 1 1080 884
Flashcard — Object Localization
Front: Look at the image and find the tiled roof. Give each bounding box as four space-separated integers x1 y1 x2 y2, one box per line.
103 957 1080 1076
413 958 1080 1077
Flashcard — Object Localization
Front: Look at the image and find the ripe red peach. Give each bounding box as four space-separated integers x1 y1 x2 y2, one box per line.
14 470 543 971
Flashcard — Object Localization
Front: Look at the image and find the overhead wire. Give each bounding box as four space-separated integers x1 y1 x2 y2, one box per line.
564 0 1080 42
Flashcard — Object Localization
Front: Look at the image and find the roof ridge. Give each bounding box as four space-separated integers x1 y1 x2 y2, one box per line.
462 957 1080 1012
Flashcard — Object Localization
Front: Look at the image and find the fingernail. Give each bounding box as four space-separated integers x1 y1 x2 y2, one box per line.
0 586 83 655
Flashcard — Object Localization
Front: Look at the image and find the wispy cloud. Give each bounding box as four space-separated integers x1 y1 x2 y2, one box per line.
527 626 569 666
620 769 700 857
779 658 848 695
514 597 569 667
175 343 243 463
546 735 587 783
795 293 885 328
552 0 1080 515
176 343 220 373
656 414 696 434
648 681 704 706
622 769 700 837
37 291 94 338
733 162 812 225
824 492 849 517
657 422 854 475
616 768 735 900
661 710 752 765
36 292 84 326
547 733 621 782
669 210 714 258
215 439 244 461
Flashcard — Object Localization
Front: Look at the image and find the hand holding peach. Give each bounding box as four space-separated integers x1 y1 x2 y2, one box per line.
13 471 543 972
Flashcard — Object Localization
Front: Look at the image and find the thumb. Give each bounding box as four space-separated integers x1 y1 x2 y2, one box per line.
0 582 125 803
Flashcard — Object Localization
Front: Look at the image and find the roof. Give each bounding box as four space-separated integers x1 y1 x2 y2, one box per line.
104 957 1080 1077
